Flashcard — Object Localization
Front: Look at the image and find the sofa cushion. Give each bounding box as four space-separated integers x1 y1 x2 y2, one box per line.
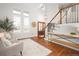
4 33 12 40
1 37 12 47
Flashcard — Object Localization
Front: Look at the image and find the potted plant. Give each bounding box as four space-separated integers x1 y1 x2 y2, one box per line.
0 17 15 40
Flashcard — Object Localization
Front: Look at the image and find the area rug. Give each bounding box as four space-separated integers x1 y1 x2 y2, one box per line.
22 39 52 56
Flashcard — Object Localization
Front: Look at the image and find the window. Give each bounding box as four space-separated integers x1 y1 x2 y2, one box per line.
13 15 21 27
24 17 29 27
13 10 21 32
13 10 21 14
23 12 30 29
22 12 30 33
13 10 30 33
23 12 29 16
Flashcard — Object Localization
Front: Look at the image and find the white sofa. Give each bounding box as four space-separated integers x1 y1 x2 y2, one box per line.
0 39 23 56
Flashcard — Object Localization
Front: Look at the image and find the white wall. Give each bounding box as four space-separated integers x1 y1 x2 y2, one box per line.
45 3 59 23
0 3 59 39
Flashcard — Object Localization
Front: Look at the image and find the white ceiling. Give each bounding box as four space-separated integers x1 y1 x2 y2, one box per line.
0 3 75 11
0 3 58 9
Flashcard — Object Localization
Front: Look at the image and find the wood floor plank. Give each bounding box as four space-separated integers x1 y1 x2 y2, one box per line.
32 36 79 56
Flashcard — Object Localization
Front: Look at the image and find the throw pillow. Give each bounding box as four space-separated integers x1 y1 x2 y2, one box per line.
1 37 12 47
4 33 11 40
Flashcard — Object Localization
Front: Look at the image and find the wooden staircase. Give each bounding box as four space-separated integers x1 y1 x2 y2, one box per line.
37 3 79 51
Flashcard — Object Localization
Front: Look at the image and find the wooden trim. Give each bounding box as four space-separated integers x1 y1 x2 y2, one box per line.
48 38 79 51
38 22 45 38
48 32 79 39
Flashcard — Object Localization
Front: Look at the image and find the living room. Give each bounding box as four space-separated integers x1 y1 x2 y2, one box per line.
0 3 59 56
0 2 79 56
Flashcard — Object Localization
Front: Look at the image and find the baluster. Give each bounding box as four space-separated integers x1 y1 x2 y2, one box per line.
78 5 79 22
77 5 78 23
72 7 74 23
70 7 72 23
75 5 76 23
71 7 73 23
65 9 68 24
77 4 78 23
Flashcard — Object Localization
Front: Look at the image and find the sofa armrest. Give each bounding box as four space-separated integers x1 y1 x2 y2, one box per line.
0 41 23 56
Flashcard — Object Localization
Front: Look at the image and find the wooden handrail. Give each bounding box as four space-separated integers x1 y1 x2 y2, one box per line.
61 3 79 10
44 9 61 29
44 3 79 30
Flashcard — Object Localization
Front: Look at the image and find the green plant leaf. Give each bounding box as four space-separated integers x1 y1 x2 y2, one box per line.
0 17 15 32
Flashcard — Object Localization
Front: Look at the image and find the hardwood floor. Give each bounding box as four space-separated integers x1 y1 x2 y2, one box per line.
32 36 79 56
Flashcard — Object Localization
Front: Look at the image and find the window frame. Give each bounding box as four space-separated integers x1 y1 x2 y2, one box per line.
13 10 30 33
